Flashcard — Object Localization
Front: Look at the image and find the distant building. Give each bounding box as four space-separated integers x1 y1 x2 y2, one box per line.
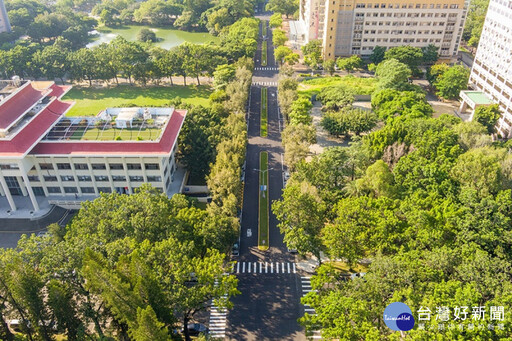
0 0 10 33
298 0 468 59
0 80 186 213
460 0 512 138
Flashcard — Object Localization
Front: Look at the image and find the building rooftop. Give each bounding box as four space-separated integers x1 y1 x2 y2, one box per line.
43 107 172 142
31 109 186 156
461 91 493 105
0 80 187 158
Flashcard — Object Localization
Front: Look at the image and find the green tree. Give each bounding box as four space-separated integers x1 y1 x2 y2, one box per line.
336 55 362 73
463 0 490 47
473 104 501 134
272 180 326 261
369 45 386 64
68 48 98 86
384 45 424 74
213 64 236 88
282 123 316 170
301 40 322 70
316 84 355 111
134 0 182 26
426 63 450 86
434 64 469 100
422 44 439 65
33 42 70 84
453 121 492 150
266 0 298 17
133 306 169 341
205 0 254 35
451 147 512 196
272 28 287 47
137 28 157 42
371 89 433 120
275 46 294 65
289 97 313 125
323 59 336 76
375 58 412 90
269 12 283 28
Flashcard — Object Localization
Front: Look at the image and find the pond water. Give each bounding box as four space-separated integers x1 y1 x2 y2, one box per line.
87 25 220 49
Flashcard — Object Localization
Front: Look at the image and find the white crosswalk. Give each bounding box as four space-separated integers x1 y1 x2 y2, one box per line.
209 280 227 339
301 276 322 340
252 81 278 87
255 67 279 71
233 261 297 274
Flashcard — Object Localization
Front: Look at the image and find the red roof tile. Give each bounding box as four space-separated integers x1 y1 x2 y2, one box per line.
0 98 72 157
30 109 187 156
48 84 71 99
0 83 45 129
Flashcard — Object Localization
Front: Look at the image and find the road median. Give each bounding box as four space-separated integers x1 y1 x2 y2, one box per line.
258 151 269 251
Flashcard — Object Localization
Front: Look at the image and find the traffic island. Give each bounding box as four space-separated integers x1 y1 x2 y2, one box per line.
258 151 269 251
260 87 268 137
261 40 267 67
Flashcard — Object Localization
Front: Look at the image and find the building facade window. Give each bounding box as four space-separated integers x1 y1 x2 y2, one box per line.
127 163 142 170
0 164 19 170
64 187 78 193
145 163 159 170
61 175 75 182
77 175 92 181
95 175 109 181
92 164 106 170
129 176 144 182
80 187 95 193
47 187 61 193
39 163 53 170
112 175 126 181
97 187 112 193
109 164 124 170
28 175 40 181
57 163 71 170
74 163 88 170
43 175 57 182
147 176 162 182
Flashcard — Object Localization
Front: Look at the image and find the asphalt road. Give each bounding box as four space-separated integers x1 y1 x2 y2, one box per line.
0 206 73 248
226 15 307 341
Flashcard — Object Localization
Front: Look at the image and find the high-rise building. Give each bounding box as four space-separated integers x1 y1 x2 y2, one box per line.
0 0 11 33
461 0 512 138
299 0 468 59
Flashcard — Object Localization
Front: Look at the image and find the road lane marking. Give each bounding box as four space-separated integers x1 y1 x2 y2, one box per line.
248 262 251 273
293 263 296 273
287 263 290 273
265 262 268 273
260 262 262 273
276 262 279 273
254 262 257 273
282 262 285 273
236 262 240 273
271 262 274 273
242 262 245 273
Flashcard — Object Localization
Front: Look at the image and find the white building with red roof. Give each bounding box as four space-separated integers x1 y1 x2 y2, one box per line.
0 80 187 214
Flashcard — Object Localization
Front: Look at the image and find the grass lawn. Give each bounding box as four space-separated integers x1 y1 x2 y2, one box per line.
260 87 268 137
258 151 269 251
63 85 212 116
261 40 267 67
262 20 267 37
72 127 162 141
298 75 378 97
